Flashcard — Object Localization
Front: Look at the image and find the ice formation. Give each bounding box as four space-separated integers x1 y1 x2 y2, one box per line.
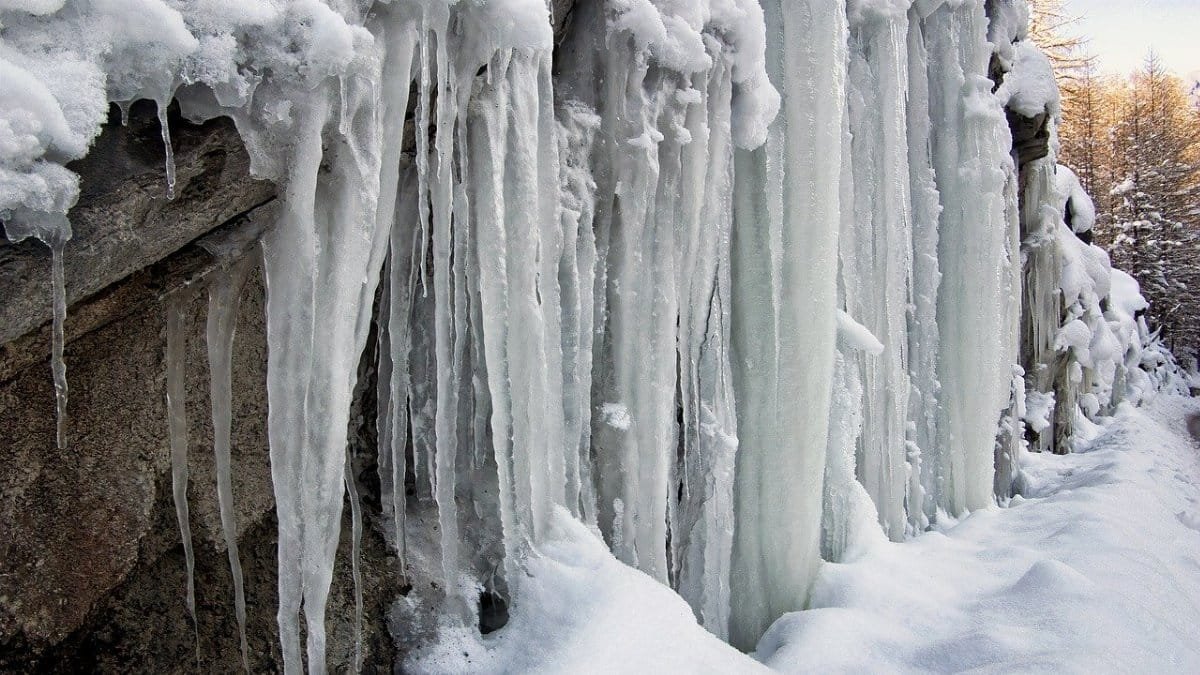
165 293 198 658
206 256 254 670
0 0 1185 668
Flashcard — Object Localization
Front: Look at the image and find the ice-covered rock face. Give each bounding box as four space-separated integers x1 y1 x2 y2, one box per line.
0 0 1181 669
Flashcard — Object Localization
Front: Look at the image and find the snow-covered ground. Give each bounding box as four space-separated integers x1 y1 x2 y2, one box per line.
413 396 1200 673
761 395 1200 672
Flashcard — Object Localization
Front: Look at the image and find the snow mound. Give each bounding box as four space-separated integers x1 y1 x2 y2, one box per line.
406 509 766 674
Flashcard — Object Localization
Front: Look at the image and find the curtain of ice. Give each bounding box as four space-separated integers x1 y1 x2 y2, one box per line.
548 0 770 640
729 0 847 651
8 0 1175 664
362 0 570 629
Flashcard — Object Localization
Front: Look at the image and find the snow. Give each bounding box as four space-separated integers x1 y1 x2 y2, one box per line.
1056 164 1096 234
1023 389 1054 434
600 403 633 431
835 310 884 355
1111 268 1149 316
757 396 1200 673
995 40 1060 118
406 509 768 674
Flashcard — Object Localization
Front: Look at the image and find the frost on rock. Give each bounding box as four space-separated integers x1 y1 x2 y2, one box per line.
0 0 1187 668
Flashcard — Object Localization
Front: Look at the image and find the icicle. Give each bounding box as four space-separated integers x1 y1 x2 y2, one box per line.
413 9 437 298
466 46 564 587
165 293 198 664
376 264 396 527
158 100 176 201
49 237 68 449
205 255 254 672
343 451 364 674
375 23 419 582
261 8 409 669
387 176 418 577
2 210 73 448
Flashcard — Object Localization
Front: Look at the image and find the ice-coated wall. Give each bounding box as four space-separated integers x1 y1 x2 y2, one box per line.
0 0 1176 668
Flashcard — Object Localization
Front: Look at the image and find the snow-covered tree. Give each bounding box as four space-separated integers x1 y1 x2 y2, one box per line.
1100 54 1200 353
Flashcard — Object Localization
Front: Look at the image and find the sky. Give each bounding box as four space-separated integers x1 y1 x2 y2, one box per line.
1066 0 1200 82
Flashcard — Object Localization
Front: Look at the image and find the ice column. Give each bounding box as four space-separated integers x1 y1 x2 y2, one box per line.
903 4 943 529
921 0 1018 515
1019 155 1065 453
671 46 740 639
841 5 916 540
556 101 601 529
582 30 686 585
729 0 847 651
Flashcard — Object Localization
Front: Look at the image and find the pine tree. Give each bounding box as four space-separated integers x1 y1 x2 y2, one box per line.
1102 53 1200 353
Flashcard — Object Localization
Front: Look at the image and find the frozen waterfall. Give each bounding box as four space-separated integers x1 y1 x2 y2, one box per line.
0 0 1178 668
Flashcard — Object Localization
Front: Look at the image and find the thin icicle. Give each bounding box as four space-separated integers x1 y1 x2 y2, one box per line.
343 451 364 674
388 186 417 576
205 255 254 672
158 101 176 201
165 293 198 664
50 237 68 449
2 211 73 448
428 13 463 599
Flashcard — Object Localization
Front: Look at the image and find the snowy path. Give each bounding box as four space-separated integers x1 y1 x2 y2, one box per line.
760 396 1200 673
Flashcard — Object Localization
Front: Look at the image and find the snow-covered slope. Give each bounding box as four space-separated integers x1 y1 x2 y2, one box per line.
760 396 1200 673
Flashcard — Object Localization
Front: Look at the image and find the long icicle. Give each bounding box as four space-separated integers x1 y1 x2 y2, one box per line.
165 292 198 665
343 451 364 674
50 237 68 449
158 100 177 201
205 255 254 671
388 169 420 581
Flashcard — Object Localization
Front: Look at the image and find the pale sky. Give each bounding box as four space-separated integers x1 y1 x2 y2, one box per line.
1066 0 1200 81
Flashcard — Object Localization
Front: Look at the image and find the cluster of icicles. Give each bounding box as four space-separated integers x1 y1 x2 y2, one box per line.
15 0 1149 670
